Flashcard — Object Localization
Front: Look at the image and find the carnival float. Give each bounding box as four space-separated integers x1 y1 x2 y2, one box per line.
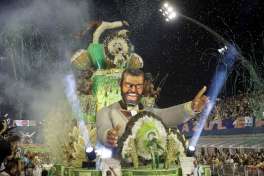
0 19 213 176
1 1 263 175
39 21 211 176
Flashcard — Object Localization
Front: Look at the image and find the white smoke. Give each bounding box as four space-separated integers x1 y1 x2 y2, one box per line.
0 0 92 143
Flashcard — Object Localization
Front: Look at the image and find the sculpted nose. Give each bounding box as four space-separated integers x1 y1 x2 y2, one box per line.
130 85 136 92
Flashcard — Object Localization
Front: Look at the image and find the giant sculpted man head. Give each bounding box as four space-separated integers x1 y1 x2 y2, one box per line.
120 69 144 106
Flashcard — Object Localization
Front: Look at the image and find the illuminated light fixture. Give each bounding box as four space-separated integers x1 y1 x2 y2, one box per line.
159 1 230 45
86 146 94 153
82 146 97 168
188 145 195 152
168 6 173 12
86 147 96 161
159 2 178 22
218 46 228 54
168 12 176 19
186 145 196 157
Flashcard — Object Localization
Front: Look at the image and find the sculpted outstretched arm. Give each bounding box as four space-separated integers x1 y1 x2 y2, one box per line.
93 21 126 43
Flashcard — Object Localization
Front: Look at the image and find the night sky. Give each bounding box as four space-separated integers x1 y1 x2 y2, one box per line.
0 0 263 118
91 0 264 106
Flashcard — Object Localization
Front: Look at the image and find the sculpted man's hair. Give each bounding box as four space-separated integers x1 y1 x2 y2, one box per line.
120 68 144 85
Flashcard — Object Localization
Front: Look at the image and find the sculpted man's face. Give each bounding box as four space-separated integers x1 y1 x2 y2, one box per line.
121 73 144 106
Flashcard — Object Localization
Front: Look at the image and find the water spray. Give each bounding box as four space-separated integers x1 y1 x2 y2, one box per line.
64 74 91 149
64 74 113 161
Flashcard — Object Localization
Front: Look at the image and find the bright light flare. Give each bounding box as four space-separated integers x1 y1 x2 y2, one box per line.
168 12 177 19
95 145 112 159
188 145 195 152
218 46 228 54
86 147 94 153
160 2 178 22
167 7 173 12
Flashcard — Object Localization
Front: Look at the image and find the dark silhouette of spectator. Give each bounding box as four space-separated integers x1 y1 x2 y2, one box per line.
41 170 48 176
6 135 20 159
0 159 19 176
0 139 12 166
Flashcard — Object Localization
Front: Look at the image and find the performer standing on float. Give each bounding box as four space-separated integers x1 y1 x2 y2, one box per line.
96 68 209 148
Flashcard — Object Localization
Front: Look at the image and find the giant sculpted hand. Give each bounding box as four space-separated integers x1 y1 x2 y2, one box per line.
191 86 209 112
106 125 121 147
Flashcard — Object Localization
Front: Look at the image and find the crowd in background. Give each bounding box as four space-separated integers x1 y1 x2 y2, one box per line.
208 94 254 121
0 135 52 176
196 147 264 175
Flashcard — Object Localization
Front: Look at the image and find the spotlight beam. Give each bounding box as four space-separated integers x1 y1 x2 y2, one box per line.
189 44 239 148
160 2 243 150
